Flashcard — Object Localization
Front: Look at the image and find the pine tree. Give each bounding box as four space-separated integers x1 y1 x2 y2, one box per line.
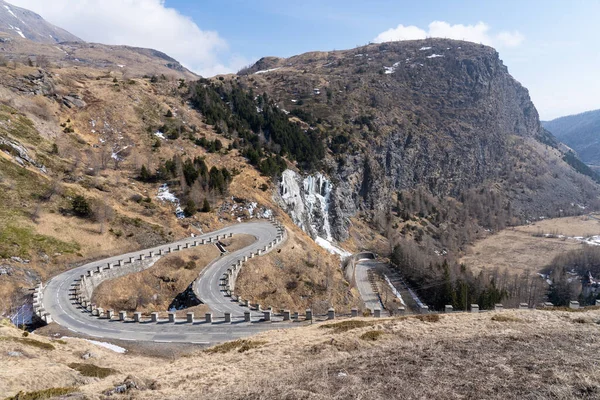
140 165 151 182
72 195 92 218
183 199 197 217
201 198 211 213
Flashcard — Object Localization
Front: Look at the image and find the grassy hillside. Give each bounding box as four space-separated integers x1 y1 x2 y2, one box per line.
2 308 600 399
0 58 338 316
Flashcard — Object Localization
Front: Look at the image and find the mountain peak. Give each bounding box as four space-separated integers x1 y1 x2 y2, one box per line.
0 0 82 43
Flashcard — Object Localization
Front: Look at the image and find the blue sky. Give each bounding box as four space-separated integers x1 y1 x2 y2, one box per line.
10 0 600 120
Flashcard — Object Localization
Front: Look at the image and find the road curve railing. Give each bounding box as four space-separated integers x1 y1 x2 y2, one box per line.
39 218 288 328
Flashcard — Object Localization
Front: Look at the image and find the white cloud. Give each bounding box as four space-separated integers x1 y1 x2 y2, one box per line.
495 31 525 47
374 21 524 48
7 0 243 76
374 24 427 43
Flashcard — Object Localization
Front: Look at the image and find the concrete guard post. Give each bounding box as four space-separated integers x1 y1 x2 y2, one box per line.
470 304 479 313
263 310 272 321
494 304 504 311
205 313 213 323
292 311 299 320
420 305 429 314
519 303 529 310
187 312 194 323
398 307 406 315
569 301 580 309
351 308 358 318
305 309 313 321
328 308 336 320
119 311 127 321
168 312 176 323
445 305 453 313
244 311 251 322
151 312 159 322
133 312 142 322
224 312 231 323
283 310 291 321
373 309 381 318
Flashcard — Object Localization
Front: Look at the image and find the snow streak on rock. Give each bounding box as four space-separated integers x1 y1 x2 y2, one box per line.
279 169 352 258
279 169 334 240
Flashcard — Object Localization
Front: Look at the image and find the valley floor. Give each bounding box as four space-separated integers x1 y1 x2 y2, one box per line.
2 308 600 399
461 214 600 275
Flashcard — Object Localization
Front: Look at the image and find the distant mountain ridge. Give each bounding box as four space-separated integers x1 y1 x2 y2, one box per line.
0 1 198 80
543 109 600 167
0 0 82 43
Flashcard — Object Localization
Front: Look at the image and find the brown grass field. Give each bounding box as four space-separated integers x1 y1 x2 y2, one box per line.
236 227 362 314
2 307 600 399
461 215 600 274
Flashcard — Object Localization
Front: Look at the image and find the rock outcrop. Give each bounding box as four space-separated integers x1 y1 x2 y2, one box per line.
243 39 600 241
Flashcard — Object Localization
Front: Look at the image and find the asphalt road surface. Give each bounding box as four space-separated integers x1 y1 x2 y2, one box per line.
40 221 294 344
355 259 386 313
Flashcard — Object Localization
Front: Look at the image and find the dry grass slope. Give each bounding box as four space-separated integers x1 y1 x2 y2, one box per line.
2 309 600 399
236 227 361 314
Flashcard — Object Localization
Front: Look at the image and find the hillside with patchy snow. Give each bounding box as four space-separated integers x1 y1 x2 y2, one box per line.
0 0 81 43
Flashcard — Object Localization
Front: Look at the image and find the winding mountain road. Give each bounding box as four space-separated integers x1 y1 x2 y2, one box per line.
39 221 294 344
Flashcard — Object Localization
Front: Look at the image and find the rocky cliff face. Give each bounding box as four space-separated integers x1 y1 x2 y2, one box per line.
243 39 600 242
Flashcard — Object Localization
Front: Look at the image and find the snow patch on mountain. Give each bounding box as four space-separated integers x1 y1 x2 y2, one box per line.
254 67 281 75
156 184 185 219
